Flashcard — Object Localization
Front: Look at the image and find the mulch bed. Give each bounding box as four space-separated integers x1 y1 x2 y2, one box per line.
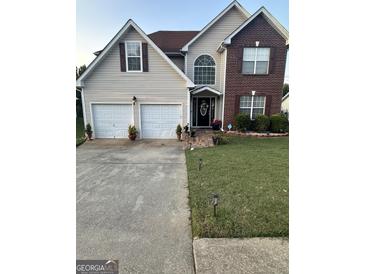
225 131 288 137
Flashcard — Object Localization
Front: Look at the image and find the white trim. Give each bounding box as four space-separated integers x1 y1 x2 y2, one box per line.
181 1 250 51
138 102 184 139
81 88 87 128
250 95 254 119
187 89 190 130
221 49 227 128
184 52 188 73
89 102 134 139
193 54 217 86
190 86 222 96
125 40 143 72
76 19 194 88
224 7 289 45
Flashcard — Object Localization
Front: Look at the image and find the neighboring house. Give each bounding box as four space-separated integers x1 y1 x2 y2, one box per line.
76 1 288 139
281 92 289 114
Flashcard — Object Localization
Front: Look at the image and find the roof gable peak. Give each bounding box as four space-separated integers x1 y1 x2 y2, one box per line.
181 1 250 52
224 6 289 45
77 19 194 88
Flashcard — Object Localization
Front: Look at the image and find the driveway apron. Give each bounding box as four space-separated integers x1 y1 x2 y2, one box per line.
77 139 194 273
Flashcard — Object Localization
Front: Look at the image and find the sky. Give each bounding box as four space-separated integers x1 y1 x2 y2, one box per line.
77 0 289 82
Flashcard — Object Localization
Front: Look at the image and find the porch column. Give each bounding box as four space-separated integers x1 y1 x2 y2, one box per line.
187 89 191 130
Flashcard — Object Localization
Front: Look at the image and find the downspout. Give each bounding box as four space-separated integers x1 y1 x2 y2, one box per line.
221 48 227 129
187 89 190 131
80 87 87 128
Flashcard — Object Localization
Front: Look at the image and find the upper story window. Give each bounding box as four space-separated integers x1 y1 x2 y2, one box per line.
194 55 216 85
243 48 270 75
240 95 266 119
126 41 142 72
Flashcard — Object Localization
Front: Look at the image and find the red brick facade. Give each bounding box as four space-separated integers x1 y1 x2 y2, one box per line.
224 14 287 129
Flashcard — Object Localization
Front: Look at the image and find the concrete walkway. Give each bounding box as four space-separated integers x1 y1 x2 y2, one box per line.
77 139 194 273
193 238 288 274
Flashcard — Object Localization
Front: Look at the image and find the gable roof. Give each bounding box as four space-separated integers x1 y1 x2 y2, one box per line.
148 31 199 53
181 1 250 52
76 20 195 88
224 6 289 45
190 86 222 96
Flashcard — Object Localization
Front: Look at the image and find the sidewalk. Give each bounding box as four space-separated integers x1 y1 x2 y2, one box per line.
193 238 288 274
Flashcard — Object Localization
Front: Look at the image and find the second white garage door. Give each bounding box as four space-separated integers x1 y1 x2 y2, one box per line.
140 104 182 139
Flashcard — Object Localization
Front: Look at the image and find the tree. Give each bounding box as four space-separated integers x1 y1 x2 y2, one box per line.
282 83 289 97
76 65 87 118
76 65 87 79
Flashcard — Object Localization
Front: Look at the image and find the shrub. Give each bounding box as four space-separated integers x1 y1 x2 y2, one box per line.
254 114 270 132
212 131 228 145
176 124 182 134
270 114 289 133
235 113 251 132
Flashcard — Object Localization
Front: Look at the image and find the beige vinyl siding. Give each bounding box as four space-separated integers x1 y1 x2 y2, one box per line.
186 6 247 91
187 6 246 123
83 27 188 133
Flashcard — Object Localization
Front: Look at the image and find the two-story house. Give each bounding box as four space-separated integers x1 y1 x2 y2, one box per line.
76 1 288 139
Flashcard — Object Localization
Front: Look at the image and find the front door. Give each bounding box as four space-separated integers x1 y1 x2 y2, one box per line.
192 97 215 127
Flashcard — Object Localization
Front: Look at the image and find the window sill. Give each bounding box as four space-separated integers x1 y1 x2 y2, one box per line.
241 73 269 76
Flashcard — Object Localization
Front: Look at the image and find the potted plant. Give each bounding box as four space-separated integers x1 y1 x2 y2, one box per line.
211 119 222 131
128 125 138 141
85 123 93 140
176 124 182 141
183 124 189 133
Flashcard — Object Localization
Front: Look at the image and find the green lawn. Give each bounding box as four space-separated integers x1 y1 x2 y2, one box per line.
76 117 86 146
186 136 288 238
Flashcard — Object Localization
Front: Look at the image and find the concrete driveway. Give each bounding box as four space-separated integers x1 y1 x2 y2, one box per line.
77 139 194 273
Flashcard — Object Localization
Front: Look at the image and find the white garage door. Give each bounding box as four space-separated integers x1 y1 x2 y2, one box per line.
91 104 132 138
141 104 182 139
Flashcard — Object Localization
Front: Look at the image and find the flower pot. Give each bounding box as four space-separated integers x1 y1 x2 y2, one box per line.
86 132 93 140
128 134 137 141
176 132 182 141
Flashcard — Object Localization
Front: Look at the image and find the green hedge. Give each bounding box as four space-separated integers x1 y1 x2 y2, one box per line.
254 114 270 132
270 113 289 133
235 113 251 132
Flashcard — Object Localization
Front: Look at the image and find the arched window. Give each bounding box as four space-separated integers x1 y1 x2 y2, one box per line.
194 55 216 85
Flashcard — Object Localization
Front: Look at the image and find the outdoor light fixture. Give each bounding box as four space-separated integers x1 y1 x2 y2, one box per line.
255 41 260 47
198 158 203 171
251 90 256 96
212 193 219 217
132 96 137 105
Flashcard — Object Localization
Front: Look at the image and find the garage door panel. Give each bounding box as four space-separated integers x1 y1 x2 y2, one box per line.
92 104 132 138
141 104 181 139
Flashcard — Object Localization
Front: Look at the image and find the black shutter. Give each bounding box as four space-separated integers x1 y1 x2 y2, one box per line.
238 46 244 73
142 43 149 72
265 95 272 116
119 43 126 72
269 47 276 74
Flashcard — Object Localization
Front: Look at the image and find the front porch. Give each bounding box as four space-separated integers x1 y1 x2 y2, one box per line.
189 86 223 128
